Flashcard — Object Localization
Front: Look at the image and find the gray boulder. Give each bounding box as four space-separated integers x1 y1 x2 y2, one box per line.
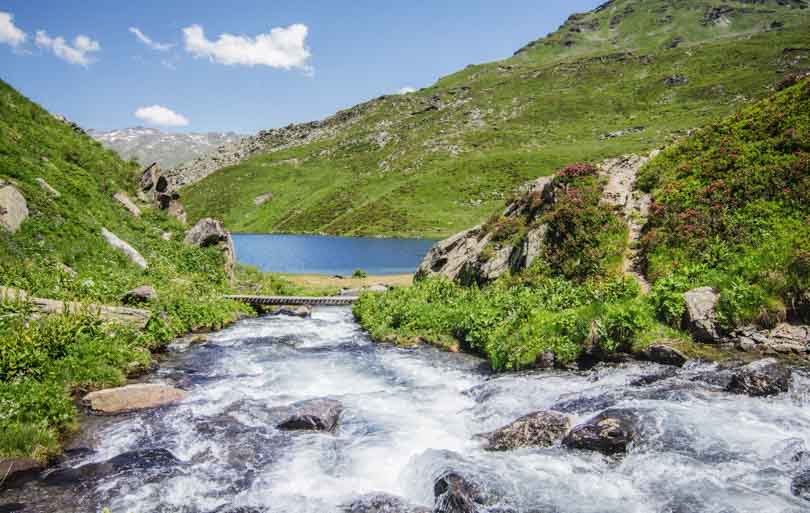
641 343 688 367
254 192 273 206
184 218 229 247
273 305 312 318
276 398 343 432
36 177 60 197
114 191 142 217
415 225 491 283
0 458 44 490
479 410 571 451
683 287 722 342
101 228 148 269
0 182 29 233
726 358 791 397
562 408 641 455
140 162 161 191
122 285 157 305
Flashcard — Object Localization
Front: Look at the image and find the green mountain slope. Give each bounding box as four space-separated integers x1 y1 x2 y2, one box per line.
0 79 252 460
182 0 810 238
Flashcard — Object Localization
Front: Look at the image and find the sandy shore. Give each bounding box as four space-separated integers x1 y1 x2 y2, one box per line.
279 273 414 293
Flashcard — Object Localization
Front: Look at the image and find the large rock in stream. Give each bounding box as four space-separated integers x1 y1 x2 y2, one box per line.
562 408 642 455
342 493 430 513
82 383 188 415
276 398 343 432
726 358 791 397
479 410 572 451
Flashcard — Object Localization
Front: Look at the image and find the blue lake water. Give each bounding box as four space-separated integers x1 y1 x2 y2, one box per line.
232 233 437 275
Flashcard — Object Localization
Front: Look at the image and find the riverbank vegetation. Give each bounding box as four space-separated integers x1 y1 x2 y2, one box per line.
355 77 810 371
0 79 271 461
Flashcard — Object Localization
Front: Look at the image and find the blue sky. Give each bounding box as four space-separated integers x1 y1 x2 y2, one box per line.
0 1 602 133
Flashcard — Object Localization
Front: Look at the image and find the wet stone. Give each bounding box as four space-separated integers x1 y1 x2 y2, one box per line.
276 398 344 432
433 472 486 513
792 469 810 501
342 493 430 513
479 410 571 451
43 449 183 487
562 408 642 456
726 358 791 397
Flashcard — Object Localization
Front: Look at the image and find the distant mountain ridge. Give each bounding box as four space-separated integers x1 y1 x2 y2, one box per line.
89 127 244 169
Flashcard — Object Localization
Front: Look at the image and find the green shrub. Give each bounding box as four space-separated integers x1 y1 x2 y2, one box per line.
353 269 369 279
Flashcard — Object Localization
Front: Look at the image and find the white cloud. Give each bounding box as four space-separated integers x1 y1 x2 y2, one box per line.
129 27 172 51
182 23 312 72
135 105 189 127
35 30 100 66
397 86 417 95
0 11 26 48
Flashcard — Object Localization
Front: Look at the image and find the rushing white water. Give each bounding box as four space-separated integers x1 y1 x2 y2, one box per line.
9 308 810 513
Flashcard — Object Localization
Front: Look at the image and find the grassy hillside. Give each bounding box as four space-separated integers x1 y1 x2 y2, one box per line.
0 79 265 461
183 0 810 238
354 77 810 370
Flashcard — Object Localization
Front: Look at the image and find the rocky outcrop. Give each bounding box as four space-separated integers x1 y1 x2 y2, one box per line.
166 102 371 188
682 287 722 342
562 408 641 455
35 177 60 198
342 494 429 513
726 358 791 397
113 191 142 217
0 287 151 328
733 323 810 354
640 343 688 367
184 218 229 247
0 182 29 233
479 410 571 451
416 154 652 287
101 228 148 269
184 218 236 279
276 398 343 432
82 384 188 415
122 285 157 305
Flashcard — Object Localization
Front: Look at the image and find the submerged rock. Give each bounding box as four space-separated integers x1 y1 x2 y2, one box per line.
276 398 343 432
726 358 791 397
44 449 182 487
641 343 688 367
682 287 722 343
562 408 641 455
272 305 312 318
0 458 44 490
479 410 571 451
82 383 188 415
433 472 485 513
342 493 430 513
791 469 810 501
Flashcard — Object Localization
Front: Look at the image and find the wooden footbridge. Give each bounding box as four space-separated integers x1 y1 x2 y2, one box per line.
224 295 358 307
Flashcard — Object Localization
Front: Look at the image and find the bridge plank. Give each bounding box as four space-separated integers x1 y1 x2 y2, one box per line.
223 295 358 306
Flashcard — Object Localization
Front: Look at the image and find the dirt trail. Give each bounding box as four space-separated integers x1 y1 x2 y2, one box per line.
600 153 657 294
